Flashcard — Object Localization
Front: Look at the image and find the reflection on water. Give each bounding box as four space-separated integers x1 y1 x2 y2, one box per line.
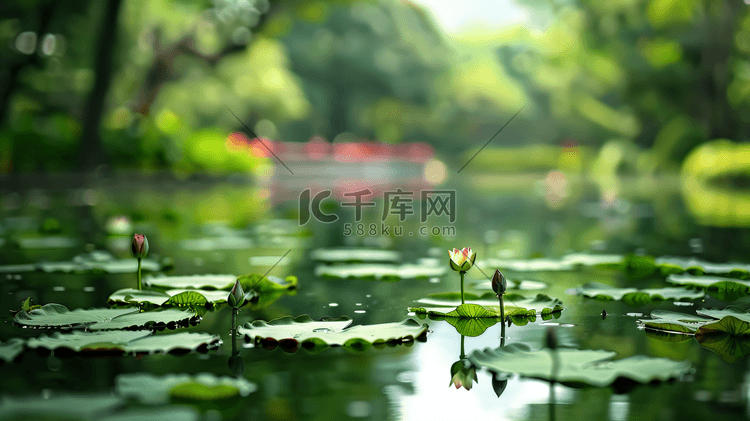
1 174 750 420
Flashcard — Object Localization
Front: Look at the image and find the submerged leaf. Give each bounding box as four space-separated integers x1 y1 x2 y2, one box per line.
116 373 256 404
315 263 446 281
469 343 690 391
239 315 428 353
577 282 704 306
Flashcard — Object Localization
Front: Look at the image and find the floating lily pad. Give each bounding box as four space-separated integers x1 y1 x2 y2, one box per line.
0 394 123 420
577 282 705 306
410 293 564 318
37 251 165 274
638 307 750 334
695 316 750 363
469 343 690 392
108 288 229 308
116 373 256 404
14 303 198 330
239 315 428 353
667 274 750 300
144 274 237 290
482 253 623 272
27 331 220 355
144 273 297 292
0 250 167 274
656 256 750 278
637 310 715 334
315 263 446 281
0 339 24 364
310 248 401 263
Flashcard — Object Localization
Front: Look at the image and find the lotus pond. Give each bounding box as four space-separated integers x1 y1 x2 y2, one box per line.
1 174 749 421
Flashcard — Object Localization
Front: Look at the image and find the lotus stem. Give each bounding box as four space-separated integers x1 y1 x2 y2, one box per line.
499 293 505 347
231 309 237 354
459 271 465 304
459 334 466 359
137 258 142 290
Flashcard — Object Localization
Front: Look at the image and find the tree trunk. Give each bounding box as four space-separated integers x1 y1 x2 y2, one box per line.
77 0 122 170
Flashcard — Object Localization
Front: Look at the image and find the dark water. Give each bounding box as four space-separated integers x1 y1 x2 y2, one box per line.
1 173 749 420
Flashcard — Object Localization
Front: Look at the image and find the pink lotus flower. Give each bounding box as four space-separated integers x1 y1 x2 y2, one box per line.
448 247 476 272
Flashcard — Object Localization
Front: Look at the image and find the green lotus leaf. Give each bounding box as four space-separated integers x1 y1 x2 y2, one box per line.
235 273 298 292
14 304 137 328
116 373 256 404
314 263 446 280
25 250 166 274
577 282 704 306
469 343 690 391
656 256 750 278
0 338 24 364
667 274 750 300
309 248 401 263
0 394 123 420
694 316 750 363
239 315 427 353
444 316 501 337
637 310 715 334
26 330 220 355
108 289 172 306
144 273 297 293
14 303 198 330
481 253 622 272
411 293 563 317
144 274 238 290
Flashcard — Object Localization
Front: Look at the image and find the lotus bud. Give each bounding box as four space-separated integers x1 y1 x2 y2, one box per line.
131 234 149 258
449 360 478 391
228 279 245 308
448 247 476 272
545 327 558 350
491 269 507 295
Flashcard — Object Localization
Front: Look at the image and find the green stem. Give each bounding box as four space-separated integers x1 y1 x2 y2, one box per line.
459 334 466 359
231 309 237 353
137 258 142 291
459 271 465 304
499 294 505 347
